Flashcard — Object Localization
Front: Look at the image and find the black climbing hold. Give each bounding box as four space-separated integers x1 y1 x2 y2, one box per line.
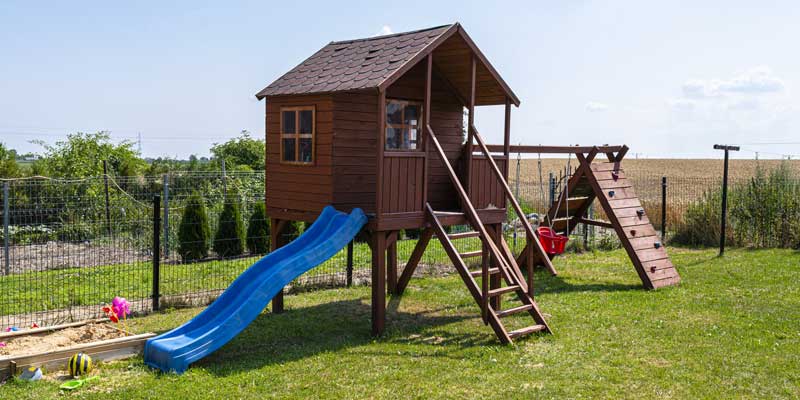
608 190 615 198
654 241 662 249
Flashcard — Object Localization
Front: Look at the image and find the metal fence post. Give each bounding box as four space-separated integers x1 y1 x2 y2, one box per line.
162 174 170 259
661 176 667 243
221 159 228 198
346 241 354 287
3 182 9 275
152 195 161 311
102 160 112 236
548 173 555 205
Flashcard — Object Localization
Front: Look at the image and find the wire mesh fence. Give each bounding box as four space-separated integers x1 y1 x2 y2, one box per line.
1 163 798 328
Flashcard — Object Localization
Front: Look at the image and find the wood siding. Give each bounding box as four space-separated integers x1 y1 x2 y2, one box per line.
469 156 507 209
380 156 425 214
332 91 379 213
265 94 334 220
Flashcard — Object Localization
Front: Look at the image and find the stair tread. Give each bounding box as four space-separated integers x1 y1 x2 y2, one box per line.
448 231 480 240
508 324 547 338
487 285 521 297
459 250 483 258
469 267 500 278
495 303 533 318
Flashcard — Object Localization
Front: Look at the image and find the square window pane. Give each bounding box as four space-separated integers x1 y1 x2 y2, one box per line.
299 110 313 134
282 111 296 134
282 138 296 162
385 127 401 150
387 102 403 124
299 138 313 162
408 128 418 150
404 105 420 126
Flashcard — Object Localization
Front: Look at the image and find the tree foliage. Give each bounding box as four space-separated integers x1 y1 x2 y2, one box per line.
214 195 245 258
210 130 265 171
32 132 146 177
179 192 211 261
0 143 20 178
246 202 270 254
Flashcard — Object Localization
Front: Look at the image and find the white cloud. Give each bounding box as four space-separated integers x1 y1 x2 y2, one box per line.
682 66 785 99
667 98 696 111
374 25 393 37
727 98 760 111
585 101 609 112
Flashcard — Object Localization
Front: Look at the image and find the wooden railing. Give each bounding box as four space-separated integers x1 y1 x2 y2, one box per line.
470 124 557 279
426 124 525 319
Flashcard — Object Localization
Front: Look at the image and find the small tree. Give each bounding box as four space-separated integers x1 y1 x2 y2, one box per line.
178 193 211 261
246 202 270 254
214 196 245 258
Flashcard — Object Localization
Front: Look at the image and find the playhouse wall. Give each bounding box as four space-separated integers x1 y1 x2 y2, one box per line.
265 94 334 221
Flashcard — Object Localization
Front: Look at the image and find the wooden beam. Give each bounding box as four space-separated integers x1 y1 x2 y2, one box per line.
478 144 626 154
423 54 432 208
395 228 434 295
377 24 460 93
270 218 286 313
464 54 476 194
371 231 386 336
387 234 398 295
376 90 386 219
503 98 511 180
455 25 521 106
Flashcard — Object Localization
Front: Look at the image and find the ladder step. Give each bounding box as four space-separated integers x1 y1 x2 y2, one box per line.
460 250 483 259
448 231 480 240
487 285 521 297
495 303 533 318
508 324 547 339
469 267 500 278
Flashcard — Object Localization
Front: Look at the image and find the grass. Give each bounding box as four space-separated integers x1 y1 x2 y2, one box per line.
2 247 799 399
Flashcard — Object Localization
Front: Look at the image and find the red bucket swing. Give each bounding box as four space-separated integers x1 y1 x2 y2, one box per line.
534 150 570 256
537 226 568 255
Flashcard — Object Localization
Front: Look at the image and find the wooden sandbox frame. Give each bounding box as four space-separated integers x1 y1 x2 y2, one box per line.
0 320 155 380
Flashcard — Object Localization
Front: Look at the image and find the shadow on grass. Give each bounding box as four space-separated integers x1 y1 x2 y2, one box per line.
189 298 478 377
532 271 642 294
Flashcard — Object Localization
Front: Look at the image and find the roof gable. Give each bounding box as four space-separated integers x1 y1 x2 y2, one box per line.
255 23 519 106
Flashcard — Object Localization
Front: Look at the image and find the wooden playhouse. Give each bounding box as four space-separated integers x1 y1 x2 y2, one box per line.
255 23 679 343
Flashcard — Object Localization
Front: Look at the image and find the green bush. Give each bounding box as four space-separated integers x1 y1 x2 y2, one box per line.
214 197 245 258
10 225 54 245
178 192 211 261
671 163 800 248
55 223 96 242
246 202 270 254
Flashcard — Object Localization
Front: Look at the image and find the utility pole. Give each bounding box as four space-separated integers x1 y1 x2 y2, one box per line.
713 144 740 256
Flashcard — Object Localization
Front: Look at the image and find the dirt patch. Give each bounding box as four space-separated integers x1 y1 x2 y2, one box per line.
0 323 126 357
0 241 150 274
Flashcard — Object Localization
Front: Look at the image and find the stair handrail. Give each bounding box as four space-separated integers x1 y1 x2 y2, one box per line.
425 124 524 293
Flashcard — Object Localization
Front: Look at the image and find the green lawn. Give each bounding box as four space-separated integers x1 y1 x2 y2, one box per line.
3 248 799 399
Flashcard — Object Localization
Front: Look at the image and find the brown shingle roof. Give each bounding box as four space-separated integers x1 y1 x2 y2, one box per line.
255 25 454 99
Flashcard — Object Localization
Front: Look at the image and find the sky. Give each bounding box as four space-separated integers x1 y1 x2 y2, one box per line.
1 1 799 160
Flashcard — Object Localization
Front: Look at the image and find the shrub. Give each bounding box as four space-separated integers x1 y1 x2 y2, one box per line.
214 196 245 258
10 225 54 245
178 192 211 261
55 223 96 242
670 189 723 247
246 202 270 254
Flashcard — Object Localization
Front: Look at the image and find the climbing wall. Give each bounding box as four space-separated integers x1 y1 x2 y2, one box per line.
587 161 681 289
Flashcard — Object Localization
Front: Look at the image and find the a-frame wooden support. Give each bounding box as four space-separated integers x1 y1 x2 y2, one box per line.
533 146 681 289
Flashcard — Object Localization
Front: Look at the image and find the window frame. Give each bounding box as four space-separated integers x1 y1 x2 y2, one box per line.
279 105 316 166
384 99 424 152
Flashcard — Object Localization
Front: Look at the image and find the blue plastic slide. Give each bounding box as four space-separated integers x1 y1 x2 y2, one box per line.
144 206 367 374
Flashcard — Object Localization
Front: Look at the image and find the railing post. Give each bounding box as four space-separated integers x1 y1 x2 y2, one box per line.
3 182 9 275
162 174 170 259
513 151 521 249
152 195 161 312
102 160 112 237
548 173 556 206
661 176 667 243
346 240 354 287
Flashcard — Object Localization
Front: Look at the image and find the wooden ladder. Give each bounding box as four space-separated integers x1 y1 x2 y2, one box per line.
545 147 681 289
425 125 551 343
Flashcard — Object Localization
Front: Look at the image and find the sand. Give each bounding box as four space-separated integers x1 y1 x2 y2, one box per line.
0 323 125 357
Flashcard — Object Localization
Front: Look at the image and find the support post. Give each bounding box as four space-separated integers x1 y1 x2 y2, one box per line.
346 241 354 287
713 145 739 256
422 54 432 206
464 54 476 192
371 232 386 336
503 98 511 180
3 182 9 275
661 176 667 243
152 195 161 311
387 236 397 295
102 160 112 237
162 174 170 259
375 90 386 221
270 218 286 313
